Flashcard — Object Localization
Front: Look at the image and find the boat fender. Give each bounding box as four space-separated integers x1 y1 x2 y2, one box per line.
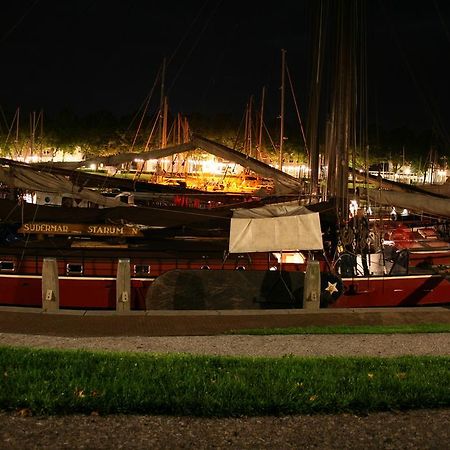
320 272 344 307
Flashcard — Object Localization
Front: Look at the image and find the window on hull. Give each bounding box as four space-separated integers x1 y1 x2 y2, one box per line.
134 264 151 276
66 263 83 276
0 261 14 272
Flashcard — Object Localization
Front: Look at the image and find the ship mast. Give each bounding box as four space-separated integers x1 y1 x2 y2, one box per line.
320 0 363 220
158 57 167 148
257 86 266 161
307 1 326 200
279 49 286 171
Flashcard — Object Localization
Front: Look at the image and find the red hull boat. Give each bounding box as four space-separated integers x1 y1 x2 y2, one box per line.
0 236 449 310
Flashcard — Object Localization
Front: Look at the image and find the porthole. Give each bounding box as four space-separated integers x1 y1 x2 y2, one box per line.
134 264 151 276
0 261 14 272
66 263 83 275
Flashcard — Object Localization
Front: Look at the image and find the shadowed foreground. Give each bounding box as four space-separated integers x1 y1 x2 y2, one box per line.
1 409 449 449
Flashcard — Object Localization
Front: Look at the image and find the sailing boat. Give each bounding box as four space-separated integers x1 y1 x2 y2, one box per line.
303 0 450 307
0 4 449 311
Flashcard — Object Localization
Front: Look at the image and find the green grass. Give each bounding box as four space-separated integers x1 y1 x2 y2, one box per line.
0 347 449 416
226 323 450 335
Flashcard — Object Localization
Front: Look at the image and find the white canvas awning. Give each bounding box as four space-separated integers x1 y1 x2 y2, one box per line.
229 202 323 253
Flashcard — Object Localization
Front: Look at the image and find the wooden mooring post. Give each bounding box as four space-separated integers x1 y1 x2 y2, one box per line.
303 260 321 310
116 258 131 313
42 257 59 312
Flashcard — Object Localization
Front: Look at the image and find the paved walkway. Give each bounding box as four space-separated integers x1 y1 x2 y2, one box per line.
1 332 449 357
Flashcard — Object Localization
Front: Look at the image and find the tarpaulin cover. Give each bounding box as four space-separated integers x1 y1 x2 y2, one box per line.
229 201 323 253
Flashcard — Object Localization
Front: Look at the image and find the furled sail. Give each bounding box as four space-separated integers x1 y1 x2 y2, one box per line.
36 135 304 195
0 165 124 208
368 189 450 218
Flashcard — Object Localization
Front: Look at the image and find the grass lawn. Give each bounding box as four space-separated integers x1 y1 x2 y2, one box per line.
227 323 450 335
0 346 449 416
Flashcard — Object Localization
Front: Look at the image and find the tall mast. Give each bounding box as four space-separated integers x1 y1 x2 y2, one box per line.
30 111 36 158
257 86 266 161
177 113 182 145
38 109 43 159
307 1 326 199
243 100 249 154
162 96 168 149
248 95 253 157
16 107 20 144
158 57 166 148
279 49 286 170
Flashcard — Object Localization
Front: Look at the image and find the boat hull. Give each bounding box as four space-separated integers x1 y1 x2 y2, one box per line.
0 269 449 310
0 238 449 309
331 274 450 308
0 274 152 309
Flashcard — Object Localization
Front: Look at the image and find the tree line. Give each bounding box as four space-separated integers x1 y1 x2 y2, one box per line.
0 108 446 174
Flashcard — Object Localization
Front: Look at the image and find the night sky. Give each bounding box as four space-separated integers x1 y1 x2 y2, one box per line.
1 0 450 134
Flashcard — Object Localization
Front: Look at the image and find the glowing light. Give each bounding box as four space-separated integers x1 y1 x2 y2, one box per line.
272 252 306 264
23 193 35 204
26 155 39 163
349 199 359 216
201 159 226 175
391 207 397 220
401 209 409 216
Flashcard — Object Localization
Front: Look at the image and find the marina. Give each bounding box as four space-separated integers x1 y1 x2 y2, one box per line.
0 1 449 312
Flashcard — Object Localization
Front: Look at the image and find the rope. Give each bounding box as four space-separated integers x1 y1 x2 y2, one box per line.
167 0 224 95
0 0 41 44
285 64 309 155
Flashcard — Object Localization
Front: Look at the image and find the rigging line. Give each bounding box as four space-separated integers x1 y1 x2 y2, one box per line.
378 0 450 148
198 21 239 106
89 67 161 193
285 63 309 156
219 105 247 180
129 67 161 152
433 0 450 47
125 65 162 136
356 0 370 202
167 0 224 95
166 117 176 145
0 0 40 44
143 110 161 152
167 0 211 66
232 105 247 151
0 106 9 132
262 120 278 154
2 109 19 150
2 198 21 223
351 0 359 196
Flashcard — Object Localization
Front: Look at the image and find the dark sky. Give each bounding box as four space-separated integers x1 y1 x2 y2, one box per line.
1 0 450 134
